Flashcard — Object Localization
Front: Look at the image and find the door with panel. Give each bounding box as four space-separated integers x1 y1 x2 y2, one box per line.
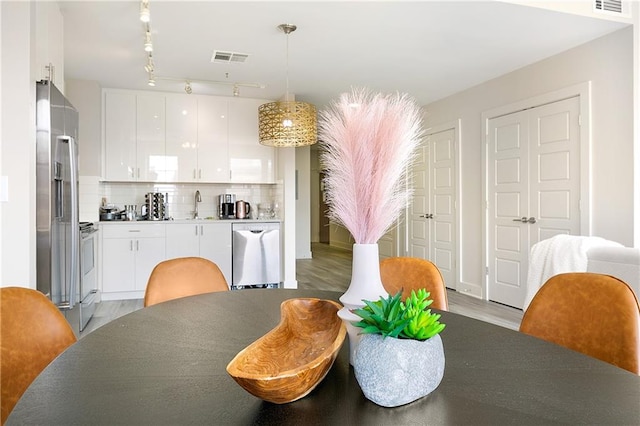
409 140 429 259
409 128 457 289
430 129 457 289
487 96 581 308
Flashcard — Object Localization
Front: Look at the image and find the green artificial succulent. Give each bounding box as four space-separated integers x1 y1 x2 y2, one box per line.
352 289 446 341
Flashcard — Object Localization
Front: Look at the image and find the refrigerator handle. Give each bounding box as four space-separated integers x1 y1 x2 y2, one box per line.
65 136 80 308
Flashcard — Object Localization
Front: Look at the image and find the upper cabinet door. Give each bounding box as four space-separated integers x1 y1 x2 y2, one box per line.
166 94 198 182
228 98 275 183
104 92 137 181
197 96 229 182
137 94 166 181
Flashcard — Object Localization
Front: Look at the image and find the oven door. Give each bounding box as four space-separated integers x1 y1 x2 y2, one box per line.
79 229 99 331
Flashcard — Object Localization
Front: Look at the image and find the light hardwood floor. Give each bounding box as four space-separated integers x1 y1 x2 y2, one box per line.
81 243 523 338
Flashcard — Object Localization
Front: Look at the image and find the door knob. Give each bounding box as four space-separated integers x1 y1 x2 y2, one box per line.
512 217 536 223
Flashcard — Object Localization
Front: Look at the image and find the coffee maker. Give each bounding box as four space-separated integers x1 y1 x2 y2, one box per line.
219 194 236 219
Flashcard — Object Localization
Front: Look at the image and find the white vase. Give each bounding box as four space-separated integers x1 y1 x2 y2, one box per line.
354 334 445 407
337 243 389 364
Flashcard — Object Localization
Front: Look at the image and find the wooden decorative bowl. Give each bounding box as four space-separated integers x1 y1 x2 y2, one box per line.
226 298 346 404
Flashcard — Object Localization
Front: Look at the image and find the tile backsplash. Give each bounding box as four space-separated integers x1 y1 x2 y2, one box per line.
79 175 282 221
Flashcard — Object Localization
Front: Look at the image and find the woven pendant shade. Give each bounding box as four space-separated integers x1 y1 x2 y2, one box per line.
258 100 317 147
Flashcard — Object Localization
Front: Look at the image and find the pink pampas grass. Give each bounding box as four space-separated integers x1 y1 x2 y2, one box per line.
319 88 424 244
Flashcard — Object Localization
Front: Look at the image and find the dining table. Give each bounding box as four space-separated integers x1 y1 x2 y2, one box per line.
7 289 640 425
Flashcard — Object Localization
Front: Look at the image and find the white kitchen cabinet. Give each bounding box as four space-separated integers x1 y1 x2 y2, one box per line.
166 94 198 182
165 222 232 285
228 98 276 183
104 92 137 181
101 224 166 299
197 96 229 182
103 89 275 183
137 94 166 181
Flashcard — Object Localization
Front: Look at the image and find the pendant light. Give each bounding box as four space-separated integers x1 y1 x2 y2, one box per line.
258 24 317 147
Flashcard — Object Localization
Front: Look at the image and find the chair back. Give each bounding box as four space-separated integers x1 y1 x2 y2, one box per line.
144 257 229 307
379 257 448 310
520 272 640 374
1 287 77 424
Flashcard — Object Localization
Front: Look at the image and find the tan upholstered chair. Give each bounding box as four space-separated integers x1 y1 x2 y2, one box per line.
144 257 229 307
520 272 640 374
1 287 77 424
379 257 448 311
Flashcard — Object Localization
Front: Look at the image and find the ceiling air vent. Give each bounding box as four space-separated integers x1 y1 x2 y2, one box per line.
211 51 249 64
594 0 625 15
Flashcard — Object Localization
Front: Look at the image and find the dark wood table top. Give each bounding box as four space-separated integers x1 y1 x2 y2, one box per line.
8 289 640 425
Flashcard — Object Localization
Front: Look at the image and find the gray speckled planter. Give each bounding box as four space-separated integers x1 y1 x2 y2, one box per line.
354 333 445 407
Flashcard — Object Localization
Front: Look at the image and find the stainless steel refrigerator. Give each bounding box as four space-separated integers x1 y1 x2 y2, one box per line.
36 80 80 337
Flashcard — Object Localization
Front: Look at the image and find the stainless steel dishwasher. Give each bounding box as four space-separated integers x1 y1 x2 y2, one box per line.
232 222 281 289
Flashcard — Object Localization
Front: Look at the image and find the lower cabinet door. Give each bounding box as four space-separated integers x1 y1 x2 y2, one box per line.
134 237 166 291
165 224 200 259
199 223 232 286
102 238 136 293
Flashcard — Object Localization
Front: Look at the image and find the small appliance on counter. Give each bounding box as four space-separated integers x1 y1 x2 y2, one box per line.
219 194 236 219
145 192 167 221
99 204 122 221
235 200 251 219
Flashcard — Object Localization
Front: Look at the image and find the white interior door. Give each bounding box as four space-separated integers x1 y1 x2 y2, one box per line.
487 97 580 308
409 128 457 289
487 110 530 308
430 129 456 288
409 142 429 259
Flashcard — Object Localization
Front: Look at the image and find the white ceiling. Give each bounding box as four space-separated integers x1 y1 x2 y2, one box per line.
59 1 627 108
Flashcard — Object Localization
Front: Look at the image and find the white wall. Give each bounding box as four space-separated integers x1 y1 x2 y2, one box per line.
295 146 311 258
423 26 634 296
0 2 37 288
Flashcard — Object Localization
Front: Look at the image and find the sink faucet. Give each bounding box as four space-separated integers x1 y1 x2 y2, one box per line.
194 190 202 219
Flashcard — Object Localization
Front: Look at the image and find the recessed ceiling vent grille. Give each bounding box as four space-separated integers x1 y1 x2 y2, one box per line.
211 51 249 64
594 0 626 15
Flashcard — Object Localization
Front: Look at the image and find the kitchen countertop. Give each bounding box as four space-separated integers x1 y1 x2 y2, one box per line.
98 218 282 225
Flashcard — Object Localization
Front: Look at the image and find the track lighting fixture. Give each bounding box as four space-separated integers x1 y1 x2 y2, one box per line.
233 84 240 97
184 81 193 95
144 54 154 73
148 74 156 86
144 31 153 52
140 0 150 23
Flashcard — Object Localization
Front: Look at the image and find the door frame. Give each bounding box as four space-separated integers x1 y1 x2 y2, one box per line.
481 82 593 301
404 118 462 289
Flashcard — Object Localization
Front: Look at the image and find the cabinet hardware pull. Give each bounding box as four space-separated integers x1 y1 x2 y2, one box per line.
130 240 133 251
193 169 196 179
200 225 203 235
199 169 202 179
136 240 139 251
195 225 198 236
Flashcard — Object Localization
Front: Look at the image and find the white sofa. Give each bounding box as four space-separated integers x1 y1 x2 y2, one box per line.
524 235 639 310
586 246 640 298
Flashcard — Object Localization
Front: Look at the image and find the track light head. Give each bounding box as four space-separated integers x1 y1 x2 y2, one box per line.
144 31 153 52
185 81 193 95
140 1 150 23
